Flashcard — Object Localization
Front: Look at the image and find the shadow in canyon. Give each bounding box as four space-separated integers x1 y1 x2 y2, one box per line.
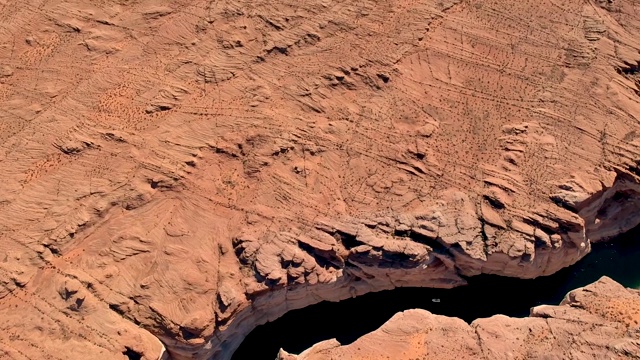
233 224 640 359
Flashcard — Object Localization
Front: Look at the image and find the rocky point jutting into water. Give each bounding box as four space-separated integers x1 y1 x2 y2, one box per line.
278 277 640 360
0 0 640 359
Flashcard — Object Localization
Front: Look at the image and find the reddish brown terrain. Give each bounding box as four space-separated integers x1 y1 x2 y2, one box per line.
1 0 640 359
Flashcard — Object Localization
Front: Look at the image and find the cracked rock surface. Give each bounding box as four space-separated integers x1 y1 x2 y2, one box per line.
279 277 640 360
1 0 640 359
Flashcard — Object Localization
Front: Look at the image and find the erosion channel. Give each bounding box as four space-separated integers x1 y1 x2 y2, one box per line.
233 224 640 359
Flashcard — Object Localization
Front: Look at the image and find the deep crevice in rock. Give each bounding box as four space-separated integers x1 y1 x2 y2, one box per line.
297 241 342 270
397 229 451 256
122 347 143 360
333 230 361 250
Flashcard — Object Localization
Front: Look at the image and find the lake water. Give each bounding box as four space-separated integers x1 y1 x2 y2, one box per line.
233 224 640 359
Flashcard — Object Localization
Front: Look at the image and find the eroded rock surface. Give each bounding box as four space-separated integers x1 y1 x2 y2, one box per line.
1 0 640 359
280 277 640 360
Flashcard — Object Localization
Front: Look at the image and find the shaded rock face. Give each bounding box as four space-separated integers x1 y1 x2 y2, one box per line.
0 0 640 360
279 277 640 360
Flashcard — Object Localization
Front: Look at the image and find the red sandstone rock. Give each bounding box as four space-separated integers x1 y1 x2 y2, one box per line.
0 0 639 359
280 277 640 360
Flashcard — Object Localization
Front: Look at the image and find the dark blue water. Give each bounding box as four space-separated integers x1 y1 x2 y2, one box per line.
233 225 640 359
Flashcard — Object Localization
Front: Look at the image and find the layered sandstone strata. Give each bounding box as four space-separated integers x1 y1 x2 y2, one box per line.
0 0 639 359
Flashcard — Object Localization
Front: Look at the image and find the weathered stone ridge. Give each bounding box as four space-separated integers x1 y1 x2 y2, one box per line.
279 277 640 360
0 0 639 359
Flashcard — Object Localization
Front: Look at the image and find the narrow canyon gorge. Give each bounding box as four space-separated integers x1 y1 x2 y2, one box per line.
277 276 640 360
0 0 640 359
237 227 640 359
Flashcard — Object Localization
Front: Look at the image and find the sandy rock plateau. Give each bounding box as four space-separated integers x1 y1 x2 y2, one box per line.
1 0 640 359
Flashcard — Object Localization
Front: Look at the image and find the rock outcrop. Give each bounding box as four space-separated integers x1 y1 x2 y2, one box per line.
0 0 640 359
279 277 640 360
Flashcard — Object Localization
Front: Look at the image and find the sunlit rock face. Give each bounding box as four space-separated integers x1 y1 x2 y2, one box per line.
0 0 640 359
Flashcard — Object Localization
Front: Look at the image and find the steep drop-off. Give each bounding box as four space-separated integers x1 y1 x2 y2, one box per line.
1 0 640 359
235 227 640 358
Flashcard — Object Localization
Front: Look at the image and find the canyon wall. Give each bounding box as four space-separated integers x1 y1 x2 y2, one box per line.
1 0 640 359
